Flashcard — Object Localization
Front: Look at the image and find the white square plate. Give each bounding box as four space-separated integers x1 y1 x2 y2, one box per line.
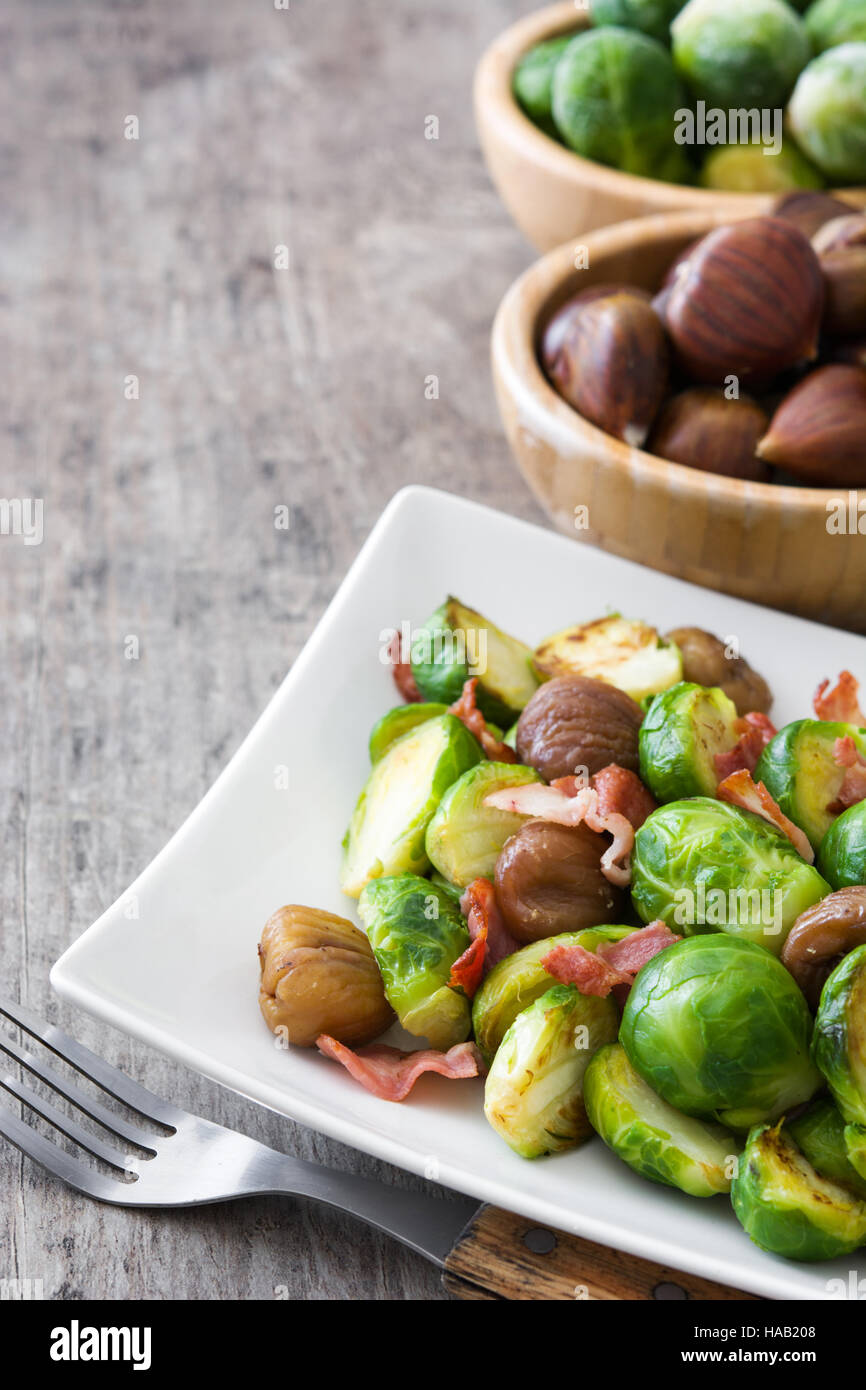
52 486 866 1301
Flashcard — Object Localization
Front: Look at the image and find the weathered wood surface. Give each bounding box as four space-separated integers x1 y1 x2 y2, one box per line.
0 0 544 1300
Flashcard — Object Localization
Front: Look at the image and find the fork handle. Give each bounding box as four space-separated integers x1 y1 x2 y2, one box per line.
443 1207 758 1301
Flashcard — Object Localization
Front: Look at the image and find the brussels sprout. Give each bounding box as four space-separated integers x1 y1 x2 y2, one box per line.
429 870 463 902
844 1123 866 1181
672 0 811 108
472 925 635 1065
409 598 538 725
631 798 830 953
819 800 866 889
805 0 866 55
512 35 573 135
755 719 866 851
812 942 866 1125
532 615 683 701
484 984 618 1157
358 873 471 1050
425 761 541 889
590 0 687 43
699 142 824 192
731 1122 866 1261
638 682 739 803
788 1098 866 1198
584 1043 738 1196
341 714 482 898
550 29 692 183
788 43 866 184
502 719 519 751
368 703 448 763
621 934 821 1129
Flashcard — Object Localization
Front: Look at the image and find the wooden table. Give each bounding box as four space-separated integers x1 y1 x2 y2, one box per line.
1 0 547 1299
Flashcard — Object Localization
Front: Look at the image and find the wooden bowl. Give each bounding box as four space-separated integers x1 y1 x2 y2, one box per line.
491 210 866 634
475 1 866 250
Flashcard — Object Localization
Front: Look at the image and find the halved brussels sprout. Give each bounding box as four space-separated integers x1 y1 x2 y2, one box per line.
731 1122 866 1262
788 1098 866 1199
425 761 541 889
341 713 482 898
532 615 682 702
818 800 866 890
845 1124 866 1182
620 934 821 1129
409 598 538 725
472 925 635 1065
812 942 866 1126
368 703 448 763
358 873 471 1050
631 797 830 953
638 681 739 802
512 35 573 135
484 984 618 1158
755 719 866 851
584 1043 738 1197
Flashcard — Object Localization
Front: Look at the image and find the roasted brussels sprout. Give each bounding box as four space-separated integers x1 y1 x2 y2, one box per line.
755 718 866 851
512 35 573 135
495 820 626 945
425 761 541 889
621 934 821 1129
788 43 866 185
472 925 634 1065
638 681 739 802
812 942 866 1126
584 1043 738 1197
484 984 618 1158
358 874 471 1050
532 616 682 703
258 905 394 1048
731 1122 866 1261
368 703 447 763
819 800 866 890
788 1098 866 1199
672 0 811 108
409 598 537 725
341 713 482 898
631 798 830 953
663 628 772 716
516 674 644 781
845 1123 866 1182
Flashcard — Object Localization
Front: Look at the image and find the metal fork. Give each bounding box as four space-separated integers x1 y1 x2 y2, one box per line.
0 994 479 1268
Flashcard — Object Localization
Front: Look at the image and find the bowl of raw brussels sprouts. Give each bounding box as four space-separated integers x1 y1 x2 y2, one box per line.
257 595 866 1265
475 0 866 249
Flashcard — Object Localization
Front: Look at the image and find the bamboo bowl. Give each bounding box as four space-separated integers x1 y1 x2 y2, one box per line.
475 1 866 250
491 210 866 633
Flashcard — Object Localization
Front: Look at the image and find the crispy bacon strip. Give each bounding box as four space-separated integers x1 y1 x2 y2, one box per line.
828 736 866 813
542 921 679 999
589 765 657 831
315 1035 485 1101
814 671 866 725
448 928 487 998
484 780 635 886
386 630 422 703
459 877 520 975
449 678 517 762
714 712 778 780
717 769 814 863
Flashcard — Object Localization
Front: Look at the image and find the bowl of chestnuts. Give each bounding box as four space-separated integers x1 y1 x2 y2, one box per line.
491 192 866 632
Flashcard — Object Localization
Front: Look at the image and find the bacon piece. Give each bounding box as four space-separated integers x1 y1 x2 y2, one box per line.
484 780 634 886
717 769 815 863
714 712 778 780
386 630 422 703
814 671 866 725
590 764 657 831
542 921 679 999
315 1035 485 1101
828 736 866 813
449 678 517 762
448 928 487 998
459 877 520 974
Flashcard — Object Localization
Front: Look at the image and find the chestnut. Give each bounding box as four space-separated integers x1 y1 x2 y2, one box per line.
541 283 651 374
516 675 643 782
647 388 771 482
770 191 857 242
757 364 866 485
664 627 772 716
494 819 624 944
813 214 866 341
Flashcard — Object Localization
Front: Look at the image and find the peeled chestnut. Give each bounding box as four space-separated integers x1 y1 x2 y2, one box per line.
658 217 824 387
494 819 624 943
647 388 771 481
770 191 857 242
544 290 669 446
813 214 866 340
516 675 643 782
664 627 772 716
757 364 866 485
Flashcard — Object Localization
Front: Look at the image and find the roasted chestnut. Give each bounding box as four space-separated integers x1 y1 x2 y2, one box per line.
647 388 771 481
516 675 644 782
781 887 866 1009
664 627 773 716
494 819 624 943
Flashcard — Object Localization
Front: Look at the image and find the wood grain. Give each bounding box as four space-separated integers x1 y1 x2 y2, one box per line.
444 1207 758 1302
